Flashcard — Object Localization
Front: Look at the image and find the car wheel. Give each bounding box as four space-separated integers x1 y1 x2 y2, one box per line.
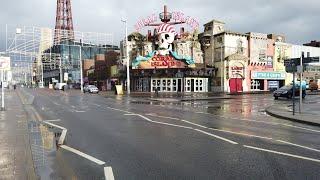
274 96 278 100
287 94 292 99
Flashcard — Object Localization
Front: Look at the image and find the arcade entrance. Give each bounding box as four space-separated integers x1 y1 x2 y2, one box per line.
151 77 208 92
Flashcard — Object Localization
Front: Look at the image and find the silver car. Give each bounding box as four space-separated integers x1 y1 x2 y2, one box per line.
84 85 99 93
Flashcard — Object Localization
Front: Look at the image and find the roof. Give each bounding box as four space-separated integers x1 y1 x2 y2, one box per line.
214 30 248 37
204 19 225 26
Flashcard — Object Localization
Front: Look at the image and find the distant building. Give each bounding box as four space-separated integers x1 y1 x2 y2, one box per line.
303 40 320 47
41 40 118 86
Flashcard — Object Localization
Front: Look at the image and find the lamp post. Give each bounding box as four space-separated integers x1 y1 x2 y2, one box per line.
121 18 130 95
220 44 224 92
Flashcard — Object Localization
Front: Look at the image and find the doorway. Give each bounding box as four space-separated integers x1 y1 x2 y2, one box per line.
230 78 243 93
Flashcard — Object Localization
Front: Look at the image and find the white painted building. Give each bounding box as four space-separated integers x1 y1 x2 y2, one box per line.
213 31 249 92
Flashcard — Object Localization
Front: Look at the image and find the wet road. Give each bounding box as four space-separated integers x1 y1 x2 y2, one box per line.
26 88 320 179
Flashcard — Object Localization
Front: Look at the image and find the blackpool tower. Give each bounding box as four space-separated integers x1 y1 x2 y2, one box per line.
54 0 74 44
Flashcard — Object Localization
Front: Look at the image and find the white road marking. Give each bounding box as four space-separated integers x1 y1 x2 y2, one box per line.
52 102 60 106
146 113 208 129
43 121 66 130
210 128 273 140
45 119 61 122
124 114 137 116
129 114 237 144
195 112 211 115
243 145 320 163
74 110 86 113
277 140 320 153
92 103 101 107
153 121 193 129
193 111 320 134
58 129 68 145
106 107 132 114
146 113 272 140
104 166 115 180
282 124 320 133
194 129 238 145
60 145 106 165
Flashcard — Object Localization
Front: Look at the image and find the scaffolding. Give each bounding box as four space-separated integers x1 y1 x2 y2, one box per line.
5 25 114 85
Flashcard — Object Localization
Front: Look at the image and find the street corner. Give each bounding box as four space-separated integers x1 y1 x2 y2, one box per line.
265 105 320 127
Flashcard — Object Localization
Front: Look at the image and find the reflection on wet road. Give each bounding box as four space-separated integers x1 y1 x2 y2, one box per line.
26 89 320 180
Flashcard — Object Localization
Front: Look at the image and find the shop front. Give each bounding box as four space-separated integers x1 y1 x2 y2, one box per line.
225 53 249 93
131 68 209 93
250 71 286 91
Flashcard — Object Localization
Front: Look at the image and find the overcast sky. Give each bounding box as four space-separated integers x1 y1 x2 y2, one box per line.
0 0 319 50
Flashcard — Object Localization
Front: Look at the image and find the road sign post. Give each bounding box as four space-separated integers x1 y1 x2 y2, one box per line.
299 56 303 114
0 56 10 111
292 64 295 116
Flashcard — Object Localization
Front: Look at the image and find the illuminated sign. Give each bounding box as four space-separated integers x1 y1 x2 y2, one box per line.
134 14 158 31
134 12 199 32
171 11 199 30
133 54 187 69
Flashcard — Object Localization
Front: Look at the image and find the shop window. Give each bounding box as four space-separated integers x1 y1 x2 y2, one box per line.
251 80 261 90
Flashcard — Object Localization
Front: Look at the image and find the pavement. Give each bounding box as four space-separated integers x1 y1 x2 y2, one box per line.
21 88 320 179
266 95 320 127
0 89 37 180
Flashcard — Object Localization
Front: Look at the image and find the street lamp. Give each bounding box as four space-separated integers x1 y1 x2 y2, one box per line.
121 18 130 95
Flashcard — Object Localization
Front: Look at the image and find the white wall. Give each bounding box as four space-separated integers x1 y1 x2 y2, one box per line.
291 44 320 59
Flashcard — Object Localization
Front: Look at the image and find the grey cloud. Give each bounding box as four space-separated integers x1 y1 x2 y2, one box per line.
1 0 319 51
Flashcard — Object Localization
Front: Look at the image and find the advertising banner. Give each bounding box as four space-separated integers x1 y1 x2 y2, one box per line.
0 57 11 70
251 71 286 80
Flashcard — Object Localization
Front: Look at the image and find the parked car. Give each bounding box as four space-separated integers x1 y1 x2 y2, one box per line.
70 83 81 89
84 85 99 93
54 83 67 90
273 85 306 100
309 80 318 91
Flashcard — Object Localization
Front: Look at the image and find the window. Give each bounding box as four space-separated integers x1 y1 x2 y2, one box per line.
307 52 310 57
302 51 305 58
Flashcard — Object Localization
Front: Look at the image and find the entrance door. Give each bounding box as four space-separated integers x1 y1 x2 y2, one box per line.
230 78 243 93
191 79 194 92
185 78 191 92
177 79 182 92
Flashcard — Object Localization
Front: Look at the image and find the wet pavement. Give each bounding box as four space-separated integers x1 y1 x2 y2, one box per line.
15 88 320 179
266 95 320 126
0 90 37 180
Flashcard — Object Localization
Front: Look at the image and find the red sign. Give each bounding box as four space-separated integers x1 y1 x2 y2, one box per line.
134 55 187 69
231 66 243 71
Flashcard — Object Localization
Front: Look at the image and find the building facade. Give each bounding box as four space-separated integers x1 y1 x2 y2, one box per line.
122 6 210 93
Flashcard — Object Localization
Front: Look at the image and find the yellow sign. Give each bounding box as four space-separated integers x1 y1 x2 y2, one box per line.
115 85 123 95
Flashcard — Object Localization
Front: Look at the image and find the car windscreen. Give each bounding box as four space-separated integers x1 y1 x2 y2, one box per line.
280 85 292 90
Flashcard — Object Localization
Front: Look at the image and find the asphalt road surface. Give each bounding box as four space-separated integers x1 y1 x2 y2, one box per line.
25 88 320 180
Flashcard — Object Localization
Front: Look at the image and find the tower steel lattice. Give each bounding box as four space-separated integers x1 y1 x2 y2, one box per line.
54 0 74 44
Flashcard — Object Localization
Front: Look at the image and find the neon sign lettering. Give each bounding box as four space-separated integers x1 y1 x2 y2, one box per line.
134 14 158 31
172 12 199 30
134 11 199 32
